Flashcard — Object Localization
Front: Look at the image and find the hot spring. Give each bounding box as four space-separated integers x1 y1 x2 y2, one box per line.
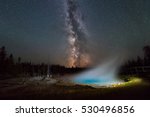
72 59 124 87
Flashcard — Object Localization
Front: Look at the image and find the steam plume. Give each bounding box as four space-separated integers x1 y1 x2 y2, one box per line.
72 58 123 86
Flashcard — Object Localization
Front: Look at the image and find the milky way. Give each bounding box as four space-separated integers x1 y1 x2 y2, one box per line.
64 0 90 67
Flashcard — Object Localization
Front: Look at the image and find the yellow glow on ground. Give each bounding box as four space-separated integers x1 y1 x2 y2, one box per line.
84 77 143 88
111 77 142 88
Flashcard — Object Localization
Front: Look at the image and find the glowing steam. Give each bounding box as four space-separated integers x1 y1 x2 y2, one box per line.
64 0 90 67
72 58 123 86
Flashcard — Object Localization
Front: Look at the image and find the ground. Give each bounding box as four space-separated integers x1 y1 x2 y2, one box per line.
0 76 150 100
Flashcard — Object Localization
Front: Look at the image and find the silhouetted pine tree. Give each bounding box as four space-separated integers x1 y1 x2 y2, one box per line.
0 46 7 77
143 45 150 65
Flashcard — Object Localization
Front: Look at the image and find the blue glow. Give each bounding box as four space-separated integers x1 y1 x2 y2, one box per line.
72 58 123 86
76 77 107 84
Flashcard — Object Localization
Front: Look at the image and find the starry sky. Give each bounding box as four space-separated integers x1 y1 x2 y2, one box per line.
0 0 150 65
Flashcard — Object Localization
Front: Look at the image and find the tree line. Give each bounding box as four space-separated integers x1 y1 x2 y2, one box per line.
0 46 49 79
0 46 86 79
1 45 150 79
120 45 150 76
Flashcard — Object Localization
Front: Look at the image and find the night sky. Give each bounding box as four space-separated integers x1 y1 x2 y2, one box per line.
0 0 150 65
